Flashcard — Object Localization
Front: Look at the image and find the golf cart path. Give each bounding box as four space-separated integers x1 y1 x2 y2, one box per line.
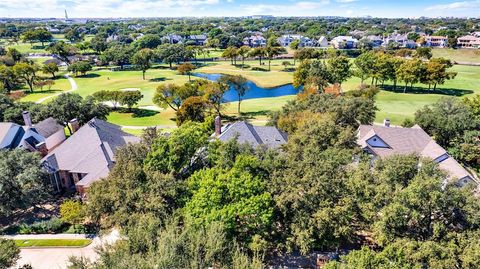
36 74 78 104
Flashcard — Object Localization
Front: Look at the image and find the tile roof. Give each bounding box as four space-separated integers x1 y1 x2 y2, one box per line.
42 118 140 188
358 124 474 182
217 121 287 148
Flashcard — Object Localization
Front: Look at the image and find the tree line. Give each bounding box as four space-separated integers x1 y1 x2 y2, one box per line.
293 47 457 94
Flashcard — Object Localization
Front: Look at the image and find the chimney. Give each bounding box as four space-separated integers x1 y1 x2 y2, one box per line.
383 118 391 127
215 116 222 136
35 141 48 157
69 118 80 133
22 111 32 127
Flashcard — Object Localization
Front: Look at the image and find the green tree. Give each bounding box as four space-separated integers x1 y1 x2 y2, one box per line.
0 149 49 217
203 81 228 116
414 97 478 147
92 90 123 109
354 51 376 83
100 44 133 70
153 84 183 111
60 200 84 231
145 120 212 175
0 239 20 269
422 58 456 90
326 55 352 86
133 34 162 49
0 64 18 92
119 90 143 111
177 62 196 81
415 47 433 60
90 35 108 53
185 154 274 242
248 47 266 66
67 61 92 77
176 96 210 125
42 93 109 126
264 45 286 71
13 61 39 92
219 75 248 115
42 62 59 79
47 41 77 65
237 45 250 68
65 27 84 43
396 58 425 93
222 46 238 65
132 48 154 80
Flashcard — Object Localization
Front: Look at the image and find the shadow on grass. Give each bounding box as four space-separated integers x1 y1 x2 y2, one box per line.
234 64 251 69
224 110 271 121
120 108 160 118
149 77 171 82
382 85 473 97
76 73 101 78
28 89 62 95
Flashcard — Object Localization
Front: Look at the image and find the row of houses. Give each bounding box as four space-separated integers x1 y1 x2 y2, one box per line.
242 33 448 49
1 111 477 198
161 34 208 46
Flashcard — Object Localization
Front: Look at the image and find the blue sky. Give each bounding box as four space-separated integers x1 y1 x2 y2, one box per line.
0 0 479 18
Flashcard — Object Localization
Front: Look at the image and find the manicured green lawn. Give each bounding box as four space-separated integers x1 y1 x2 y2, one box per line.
15 239 92 248
197 59 295 88
20 76 72 103
432 49 480 64
17 58 480 128
70 67 192 106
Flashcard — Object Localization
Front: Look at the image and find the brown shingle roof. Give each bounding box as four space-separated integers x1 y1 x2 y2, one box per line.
42 118 140 188
358 124 474 182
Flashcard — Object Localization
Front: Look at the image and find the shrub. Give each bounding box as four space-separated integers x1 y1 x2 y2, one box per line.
18 218 66 234
251 67 269 72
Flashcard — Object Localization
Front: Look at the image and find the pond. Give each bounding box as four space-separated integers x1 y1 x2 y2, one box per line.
192 73 301 102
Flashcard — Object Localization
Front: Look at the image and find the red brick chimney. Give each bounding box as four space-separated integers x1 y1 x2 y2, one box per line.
69 118 80 133
35 141 48 157
215 116 221 136
22 111 32 127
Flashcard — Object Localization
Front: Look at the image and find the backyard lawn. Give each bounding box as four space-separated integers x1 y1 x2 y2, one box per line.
15 239 92 248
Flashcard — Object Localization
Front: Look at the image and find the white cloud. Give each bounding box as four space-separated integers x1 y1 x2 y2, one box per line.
242 0 330 15
425 0 480 11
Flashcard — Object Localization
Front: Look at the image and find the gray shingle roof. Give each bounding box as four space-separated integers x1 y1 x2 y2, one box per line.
42 118 140 188
34 117 64 138
217 121 287 148
358 124 474 182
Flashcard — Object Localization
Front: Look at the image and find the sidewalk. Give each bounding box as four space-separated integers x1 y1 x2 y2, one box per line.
3 233 94 240
9 229 120 269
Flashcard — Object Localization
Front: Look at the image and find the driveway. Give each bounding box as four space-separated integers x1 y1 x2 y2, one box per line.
8 229 120 269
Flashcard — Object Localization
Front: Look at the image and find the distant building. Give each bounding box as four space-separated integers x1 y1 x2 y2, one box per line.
383 33 417 49
366 35 384 47
187 34 208 46
243 33 267 47
161 34 183 44
358 122 476 187
317 36 329 47
457 35 480 49
424 36 448 48
42 118 140 195
278 34 314 47
331 36 358 49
